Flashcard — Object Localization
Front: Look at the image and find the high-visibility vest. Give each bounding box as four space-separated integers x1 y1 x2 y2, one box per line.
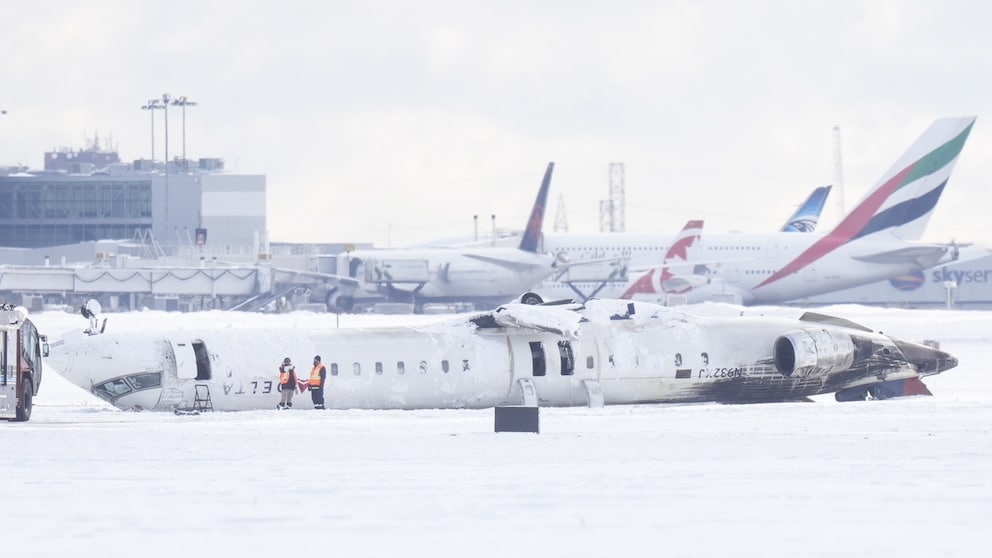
309 364 325 387
279 367 294 384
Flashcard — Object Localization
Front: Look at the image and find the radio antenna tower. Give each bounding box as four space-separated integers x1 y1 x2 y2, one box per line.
608 162 626 232
832 126 845 222
552 193 569 233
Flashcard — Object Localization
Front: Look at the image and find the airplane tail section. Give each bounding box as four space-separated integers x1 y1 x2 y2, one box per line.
832 116 975 242
621 220 704 298
756 117 976 290
517 162 554 253
780 185 831 232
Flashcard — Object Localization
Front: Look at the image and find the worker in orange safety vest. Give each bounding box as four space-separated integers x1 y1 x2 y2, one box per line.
309 355 327 409
277 357 297 409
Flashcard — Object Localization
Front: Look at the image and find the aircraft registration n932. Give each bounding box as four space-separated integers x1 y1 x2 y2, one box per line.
47 296 957 412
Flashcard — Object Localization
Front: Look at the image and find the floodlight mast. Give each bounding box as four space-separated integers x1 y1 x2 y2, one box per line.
140 99 165 161
171 96 198 172
161 93 171 170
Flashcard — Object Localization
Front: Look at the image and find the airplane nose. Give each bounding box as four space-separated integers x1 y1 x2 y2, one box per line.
44 339 70 373
894 339 958 375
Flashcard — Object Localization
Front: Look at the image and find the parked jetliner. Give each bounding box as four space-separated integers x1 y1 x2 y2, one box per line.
47 297 956 411
541 116 977 305
541 185 829 303
781 184 831 232
323 163 559 312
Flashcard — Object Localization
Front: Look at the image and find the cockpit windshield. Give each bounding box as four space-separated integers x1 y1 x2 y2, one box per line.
92 372 162 402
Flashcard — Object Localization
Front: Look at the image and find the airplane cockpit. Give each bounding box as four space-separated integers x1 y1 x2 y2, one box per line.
91 372 163 405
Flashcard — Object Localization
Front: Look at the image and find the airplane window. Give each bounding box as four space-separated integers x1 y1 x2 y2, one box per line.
701 352 709 365
353 362 361 376
462 359 470 372
396 361 405 374
93 377 132 401
529 341 546 376
127 372 161 390
442 360 449 373
419 360 428 374
330 363 338 376
675 353 682 366
375 362 383 375
586 356 594 369
558 341 574 376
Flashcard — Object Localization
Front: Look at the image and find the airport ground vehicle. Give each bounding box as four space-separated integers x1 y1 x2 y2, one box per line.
1 303 49 422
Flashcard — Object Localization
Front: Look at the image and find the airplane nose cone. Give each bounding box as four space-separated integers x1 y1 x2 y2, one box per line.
894 339 958 375
44 339 70 373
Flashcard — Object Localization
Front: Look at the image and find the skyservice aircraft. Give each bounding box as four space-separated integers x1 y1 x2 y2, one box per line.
320 163 560 312
47 296 956 412
541 116 977 305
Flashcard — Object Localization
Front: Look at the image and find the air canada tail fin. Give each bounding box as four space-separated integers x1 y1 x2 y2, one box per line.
780 185 831 232
621 220 704 298
518 162 554 253
830 116 976 242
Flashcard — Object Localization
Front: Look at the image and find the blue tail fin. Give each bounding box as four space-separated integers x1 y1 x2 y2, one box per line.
518 162 554 253
780 185 832 232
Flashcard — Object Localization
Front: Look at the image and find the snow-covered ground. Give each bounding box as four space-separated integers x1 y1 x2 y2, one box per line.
5 304 991 557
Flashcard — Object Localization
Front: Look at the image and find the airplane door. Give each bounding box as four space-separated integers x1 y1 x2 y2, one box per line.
508 336 586 406
169 340 199 380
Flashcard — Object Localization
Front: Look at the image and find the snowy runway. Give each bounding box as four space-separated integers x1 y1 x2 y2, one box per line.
5 305 991 557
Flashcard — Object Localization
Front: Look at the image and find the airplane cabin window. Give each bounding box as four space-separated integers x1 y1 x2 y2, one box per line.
462 359 470 372
558 341 575 376
701 352 709 365
397 361 405 374
586 356 594 369
419 360 428 374
330 363 338 376
529 341 546 376
441 360 449 373
353 362 361 376
675 353 682 366
375 362 383 375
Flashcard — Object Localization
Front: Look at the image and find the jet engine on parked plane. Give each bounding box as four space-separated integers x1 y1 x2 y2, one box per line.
773 328 857 378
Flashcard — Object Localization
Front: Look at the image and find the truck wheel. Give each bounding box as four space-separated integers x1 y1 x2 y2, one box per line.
336 296 355 312
14 379 32 422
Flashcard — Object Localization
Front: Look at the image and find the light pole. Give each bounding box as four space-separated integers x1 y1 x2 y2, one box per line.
140 99 164 161
161 93 171 171
160 93 171 245
171 96 198 172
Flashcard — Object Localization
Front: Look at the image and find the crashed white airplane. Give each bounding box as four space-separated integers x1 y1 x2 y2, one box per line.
48 297 957 411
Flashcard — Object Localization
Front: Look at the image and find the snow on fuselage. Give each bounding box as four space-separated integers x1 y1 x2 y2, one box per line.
47 300 956 411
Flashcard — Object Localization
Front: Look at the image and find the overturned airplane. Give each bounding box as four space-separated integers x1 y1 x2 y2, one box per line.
47 297 957 411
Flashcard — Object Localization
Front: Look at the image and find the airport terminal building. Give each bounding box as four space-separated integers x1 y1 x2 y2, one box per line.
1 142 366 312
0 143 265 256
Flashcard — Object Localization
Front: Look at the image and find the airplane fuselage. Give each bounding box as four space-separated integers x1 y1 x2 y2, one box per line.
540 232 952 305
48 300 955 412
335 247 557 308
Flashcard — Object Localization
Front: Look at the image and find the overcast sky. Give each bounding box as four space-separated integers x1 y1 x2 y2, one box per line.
2 1 990 247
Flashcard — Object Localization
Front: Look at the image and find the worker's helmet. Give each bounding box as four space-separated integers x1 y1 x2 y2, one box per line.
314 355 321 362
283 357 292 365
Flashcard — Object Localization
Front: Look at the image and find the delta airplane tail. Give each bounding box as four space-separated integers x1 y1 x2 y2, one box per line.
517 162 554 253
621 220 704 299
780 185 832 232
